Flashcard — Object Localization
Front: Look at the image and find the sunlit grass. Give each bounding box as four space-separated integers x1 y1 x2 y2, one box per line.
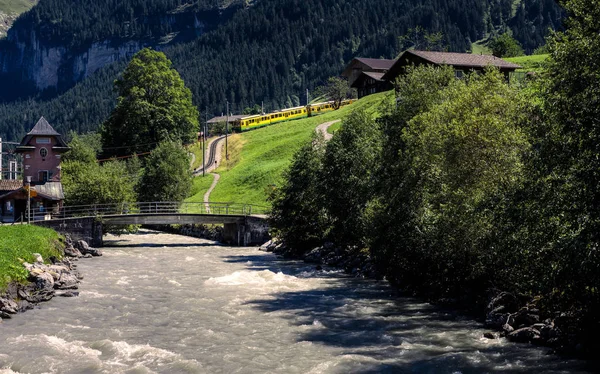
0 225 64 290
505 54 549 73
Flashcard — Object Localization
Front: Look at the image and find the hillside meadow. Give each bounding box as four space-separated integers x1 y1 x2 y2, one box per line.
186 91 394 207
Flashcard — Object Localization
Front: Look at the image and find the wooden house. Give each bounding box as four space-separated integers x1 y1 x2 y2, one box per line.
341 58 396 98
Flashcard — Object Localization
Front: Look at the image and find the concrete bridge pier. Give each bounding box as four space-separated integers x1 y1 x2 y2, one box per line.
35 217 104 247
222 217 270 246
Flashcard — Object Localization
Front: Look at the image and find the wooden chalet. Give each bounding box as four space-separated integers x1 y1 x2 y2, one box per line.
382 50 521 82
0 117 69 222
341 57 396 98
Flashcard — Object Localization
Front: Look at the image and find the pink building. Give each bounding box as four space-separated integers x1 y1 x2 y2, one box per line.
0 117 69 222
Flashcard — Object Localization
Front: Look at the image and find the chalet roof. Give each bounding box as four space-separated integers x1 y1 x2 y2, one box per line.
17 117 69 149
354 58 396 70
0 179 22 193
382 50 521 82
407 50 522 69
27 117 60 136
341 57 396 78
350 71 387 88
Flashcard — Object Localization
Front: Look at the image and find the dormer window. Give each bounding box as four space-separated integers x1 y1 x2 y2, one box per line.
40 147 48 158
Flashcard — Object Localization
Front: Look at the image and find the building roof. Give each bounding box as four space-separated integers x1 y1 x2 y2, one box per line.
0 179 22 193
382 50 522 81
0 181 64 201
350 71 388 88
207 115 246 124
17 117 69 149
341 57 396 78
27 117 61 136
354 58 396 70
406 50 522 69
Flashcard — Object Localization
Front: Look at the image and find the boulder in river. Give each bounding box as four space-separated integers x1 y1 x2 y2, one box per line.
74 240 102 256
507 327 541 343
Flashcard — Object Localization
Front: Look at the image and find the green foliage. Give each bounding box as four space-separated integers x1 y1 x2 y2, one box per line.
243 105 262 115
489 33 525 57
62 132 102 163
0 225 63 290
321 108 380 248
269 133 328 255
101 48 199 157
138 140 192 202
62 159 137 207
316 77 356 109
504 54 549 73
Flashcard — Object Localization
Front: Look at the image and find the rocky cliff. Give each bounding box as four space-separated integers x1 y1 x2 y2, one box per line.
0 4 239 95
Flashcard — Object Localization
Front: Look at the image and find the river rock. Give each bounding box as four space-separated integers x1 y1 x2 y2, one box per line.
31 270 55 291
57 291 79 297
55 273 79 290
304 247 323 263
503 323 515 334
484 332 497 339
0 297 18 315
64 245 83 258
507 327 541 343
32 253 44 263
74 240 102 256
513 307 540 328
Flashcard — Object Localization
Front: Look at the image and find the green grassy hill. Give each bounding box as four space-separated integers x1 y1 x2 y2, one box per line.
0 225 63 290
186 91 394 207
0 0 36 37
505 54 549 73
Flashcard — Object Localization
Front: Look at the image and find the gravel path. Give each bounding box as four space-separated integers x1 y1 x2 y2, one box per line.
315 120 341 141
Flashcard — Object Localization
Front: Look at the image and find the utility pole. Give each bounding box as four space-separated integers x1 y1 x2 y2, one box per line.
26 176 31 224
202 111 207 177
225 100 229 161
306 88 309 105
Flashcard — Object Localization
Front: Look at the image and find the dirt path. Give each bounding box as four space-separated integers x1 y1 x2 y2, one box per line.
316 120 340 141
203 173 220 213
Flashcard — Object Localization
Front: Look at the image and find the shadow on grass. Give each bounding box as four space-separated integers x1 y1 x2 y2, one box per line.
219 253 596 374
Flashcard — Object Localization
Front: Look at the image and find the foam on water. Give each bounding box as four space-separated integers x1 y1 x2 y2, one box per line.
205 269 298 286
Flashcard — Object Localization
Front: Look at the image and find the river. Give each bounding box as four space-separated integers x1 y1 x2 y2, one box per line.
0 231 596 373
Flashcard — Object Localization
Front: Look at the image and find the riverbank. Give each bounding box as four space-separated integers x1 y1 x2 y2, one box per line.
260 238 591 359
0 226 102 322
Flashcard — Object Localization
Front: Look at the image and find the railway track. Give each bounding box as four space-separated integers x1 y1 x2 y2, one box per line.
193 135 226 176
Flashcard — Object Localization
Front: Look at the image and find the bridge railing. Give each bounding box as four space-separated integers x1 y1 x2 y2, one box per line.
47 201 269 220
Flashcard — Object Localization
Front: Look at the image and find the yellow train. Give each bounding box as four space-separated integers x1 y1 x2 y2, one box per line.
236 99 356 132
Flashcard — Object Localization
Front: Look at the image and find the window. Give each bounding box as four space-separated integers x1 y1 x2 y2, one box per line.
38 170 49 182
36 138 51 144
40 147 48 158
455 70 464 79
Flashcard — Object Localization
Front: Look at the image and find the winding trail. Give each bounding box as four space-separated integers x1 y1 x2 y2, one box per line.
316 119 340 141
194 135 226 211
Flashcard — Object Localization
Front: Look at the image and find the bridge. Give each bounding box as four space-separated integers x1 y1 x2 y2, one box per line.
33 202 270 247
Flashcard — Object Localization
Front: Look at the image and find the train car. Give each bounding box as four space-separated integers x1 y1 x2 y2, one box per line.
235 98 356 132
237 106 308 132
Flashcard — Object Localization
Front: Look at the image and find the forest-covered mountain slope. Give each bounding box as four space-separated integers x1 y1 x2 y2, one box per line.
0 0 562 141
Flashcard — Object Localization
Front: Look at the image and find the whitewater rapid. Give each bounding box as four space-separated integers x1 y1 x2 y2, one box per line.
0 231 594 373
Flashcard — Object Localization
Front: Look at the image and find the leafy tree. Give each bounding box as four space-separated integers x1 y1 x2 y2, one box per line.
62 160 137 207
488 33 525 57
62 132 102 163
101 48 199 157
316 77 355 109
320 109 380 249
268 133 328 255
137 140 192 202
243 104 262 115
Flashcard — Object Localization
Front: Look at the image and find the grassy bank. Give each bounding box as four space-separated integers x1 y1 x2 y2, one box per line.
0 225 63 290
186 91 394 207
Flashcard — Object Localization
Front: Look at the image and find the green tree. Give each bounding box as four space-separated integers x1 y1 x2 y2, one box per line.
488 33 524 57
320 109 380 249
268 133 328 255
62 160 137 207
316 77 355 109
137 140 192 202
62 132 102 163
101 48 199 157
243 104 262 115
